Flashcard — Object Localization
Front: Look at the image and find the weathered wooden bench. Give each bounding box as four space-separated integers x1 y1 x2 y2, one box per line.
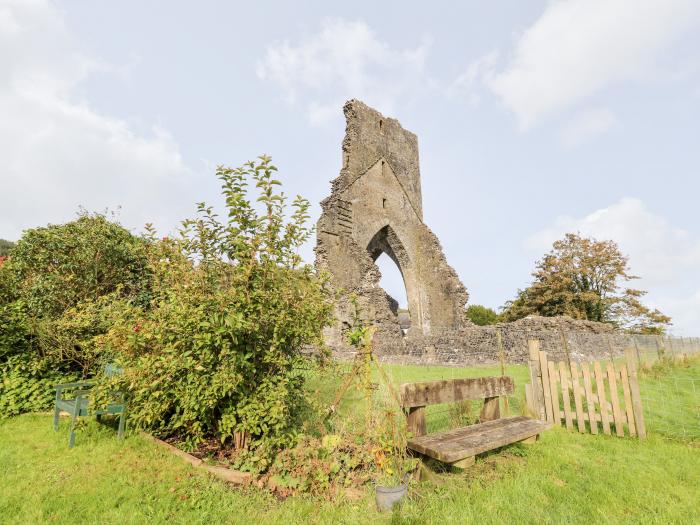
53 364 126 448
401 376 551 468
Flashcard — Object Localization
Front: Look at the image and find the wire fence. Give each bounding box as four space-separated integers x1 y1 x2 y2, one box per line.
637 356 700 441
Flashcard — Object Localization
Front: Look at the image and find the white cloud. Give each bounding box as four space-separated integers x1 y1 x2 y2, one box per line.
0 0 195 240
560 108 617 147
257 18 432 125
485 0 700 129
527 198 700 334
447 51 498 106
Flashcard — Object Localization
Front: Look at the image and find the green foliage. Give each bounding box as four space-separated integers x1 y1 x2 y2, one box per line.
0 355 76 417
0 213 151 417
263 434 378 497
0 238 14 257
100 156 333 466
0 300 31 362
501 233 671 332
465 304 500 326
1 213 150 318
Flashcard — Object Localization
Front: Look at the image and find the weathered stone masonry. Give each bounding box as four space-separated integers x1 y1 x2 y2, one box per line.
315 101 698 366
315 100 470 353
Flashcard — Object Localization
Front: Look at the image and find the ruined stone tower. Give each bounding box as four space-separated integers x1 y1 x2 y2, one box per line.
315 100 469 352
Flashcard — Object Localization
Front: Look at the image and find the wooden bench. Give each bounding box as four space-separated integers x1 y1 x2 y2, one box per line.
53 364 126 448
401 376 551 468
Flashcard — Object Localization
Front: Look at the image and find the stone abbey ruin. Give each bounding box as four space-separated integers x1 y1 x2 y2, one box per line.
315 100 668 365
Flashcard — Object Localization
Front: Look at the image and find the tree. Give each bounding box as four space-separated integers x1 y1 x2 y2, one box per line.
0 239 14 257
465 304 500 326
501 233 671 333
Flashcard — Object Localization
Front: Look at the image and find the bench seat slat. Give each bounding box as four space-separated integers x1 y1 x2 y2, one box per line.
410 415 519 446
56 399 89 415
408 416 551 463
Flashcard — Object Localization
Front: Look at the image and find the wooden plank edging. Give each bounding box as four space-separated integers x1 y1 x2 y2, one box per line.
141 432 254 486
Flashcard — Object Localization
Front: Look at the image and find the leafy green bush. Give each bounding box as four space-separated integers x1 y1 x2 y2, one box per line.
99 157 333 467
0 355 76 417
465 304 500 326
262 434 377 497
0 238 14 257
0 301 31 362
0 214 151 417
2 213 150 318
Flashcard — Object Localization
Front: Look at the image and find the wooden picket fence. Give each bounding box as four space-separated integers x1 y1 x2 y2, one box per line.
525 340 646 439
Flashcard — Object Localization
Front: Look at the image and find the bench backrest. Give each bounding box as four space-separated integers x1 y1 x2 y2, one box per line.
104 363 123 378
401 376 515 437
400 376 514 408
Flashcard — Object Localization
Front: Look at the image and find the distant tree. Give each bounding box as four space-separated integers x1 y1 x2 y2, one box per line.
465 304 500 326
501 233 671 333
0 239 14 257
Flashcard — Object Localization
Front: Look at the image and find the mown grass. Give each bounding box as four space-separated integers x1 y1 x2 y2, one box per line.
1 359 699 524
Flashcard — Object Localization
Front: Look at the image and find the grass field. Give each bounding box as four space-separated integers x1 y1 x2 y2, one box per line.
1 359 699 525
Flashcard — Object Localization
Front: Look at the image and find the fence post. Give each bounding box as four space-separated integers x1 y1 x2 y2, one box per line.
667 337 676 361
655 337 663 361
528 340 546 421
625 348 646 440
632 336 641 364
496 330 510 414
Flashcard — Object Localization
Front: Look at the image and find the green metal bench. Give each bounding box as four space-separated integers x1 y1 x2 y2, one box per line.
53 364 126 448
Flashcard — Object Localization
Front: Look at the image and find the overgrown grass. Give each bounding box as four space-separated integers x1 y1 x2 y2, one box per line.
639 357 700 441
2 359 699 524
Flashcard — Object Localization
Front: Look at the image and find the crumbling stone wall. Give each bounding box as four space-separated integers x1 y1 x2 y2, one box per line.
315 100 470 351
315 101 682 366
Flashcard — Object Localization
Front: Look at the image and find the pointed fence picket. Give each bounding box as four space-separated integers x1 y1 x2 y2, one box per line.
525 343 646 439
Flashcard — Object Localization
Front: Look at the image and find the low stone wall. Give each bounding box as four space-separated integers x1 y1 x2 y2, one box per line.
332 316 700 367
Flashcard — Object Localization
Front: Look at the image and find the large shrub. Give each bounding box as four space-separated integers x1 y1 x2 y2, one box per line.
0 214 151 416
2 213 150 319
100 157 333 467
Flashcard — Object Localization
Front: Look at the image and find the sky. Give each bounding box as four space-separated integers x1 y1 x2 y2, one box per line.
1 0 699 334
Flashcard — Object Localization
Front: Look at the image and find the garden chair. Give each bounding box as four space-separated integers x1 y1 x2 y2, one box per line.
53 364 126 448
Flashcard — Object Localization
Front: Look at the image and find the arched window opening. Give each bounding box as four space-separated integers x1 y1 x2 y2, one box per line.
375 252 411 335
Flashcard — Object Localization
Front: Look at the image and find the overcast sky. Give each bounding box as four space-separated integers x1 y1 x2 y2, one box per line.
2 0 699 334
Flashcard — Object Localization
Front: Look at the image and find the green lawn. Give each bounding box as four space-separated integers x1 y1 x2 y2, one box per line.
1 360 699 525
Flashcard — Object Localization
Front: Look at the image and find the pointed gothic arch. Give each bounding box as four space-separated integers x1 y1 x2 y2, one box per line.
315 100 468 352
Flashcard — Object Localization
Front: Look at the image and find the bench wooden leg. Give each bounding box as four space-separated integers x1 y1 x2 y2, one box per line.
450 456 475 470
53 403 60 431
117 412 126 440
69 408 78 448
